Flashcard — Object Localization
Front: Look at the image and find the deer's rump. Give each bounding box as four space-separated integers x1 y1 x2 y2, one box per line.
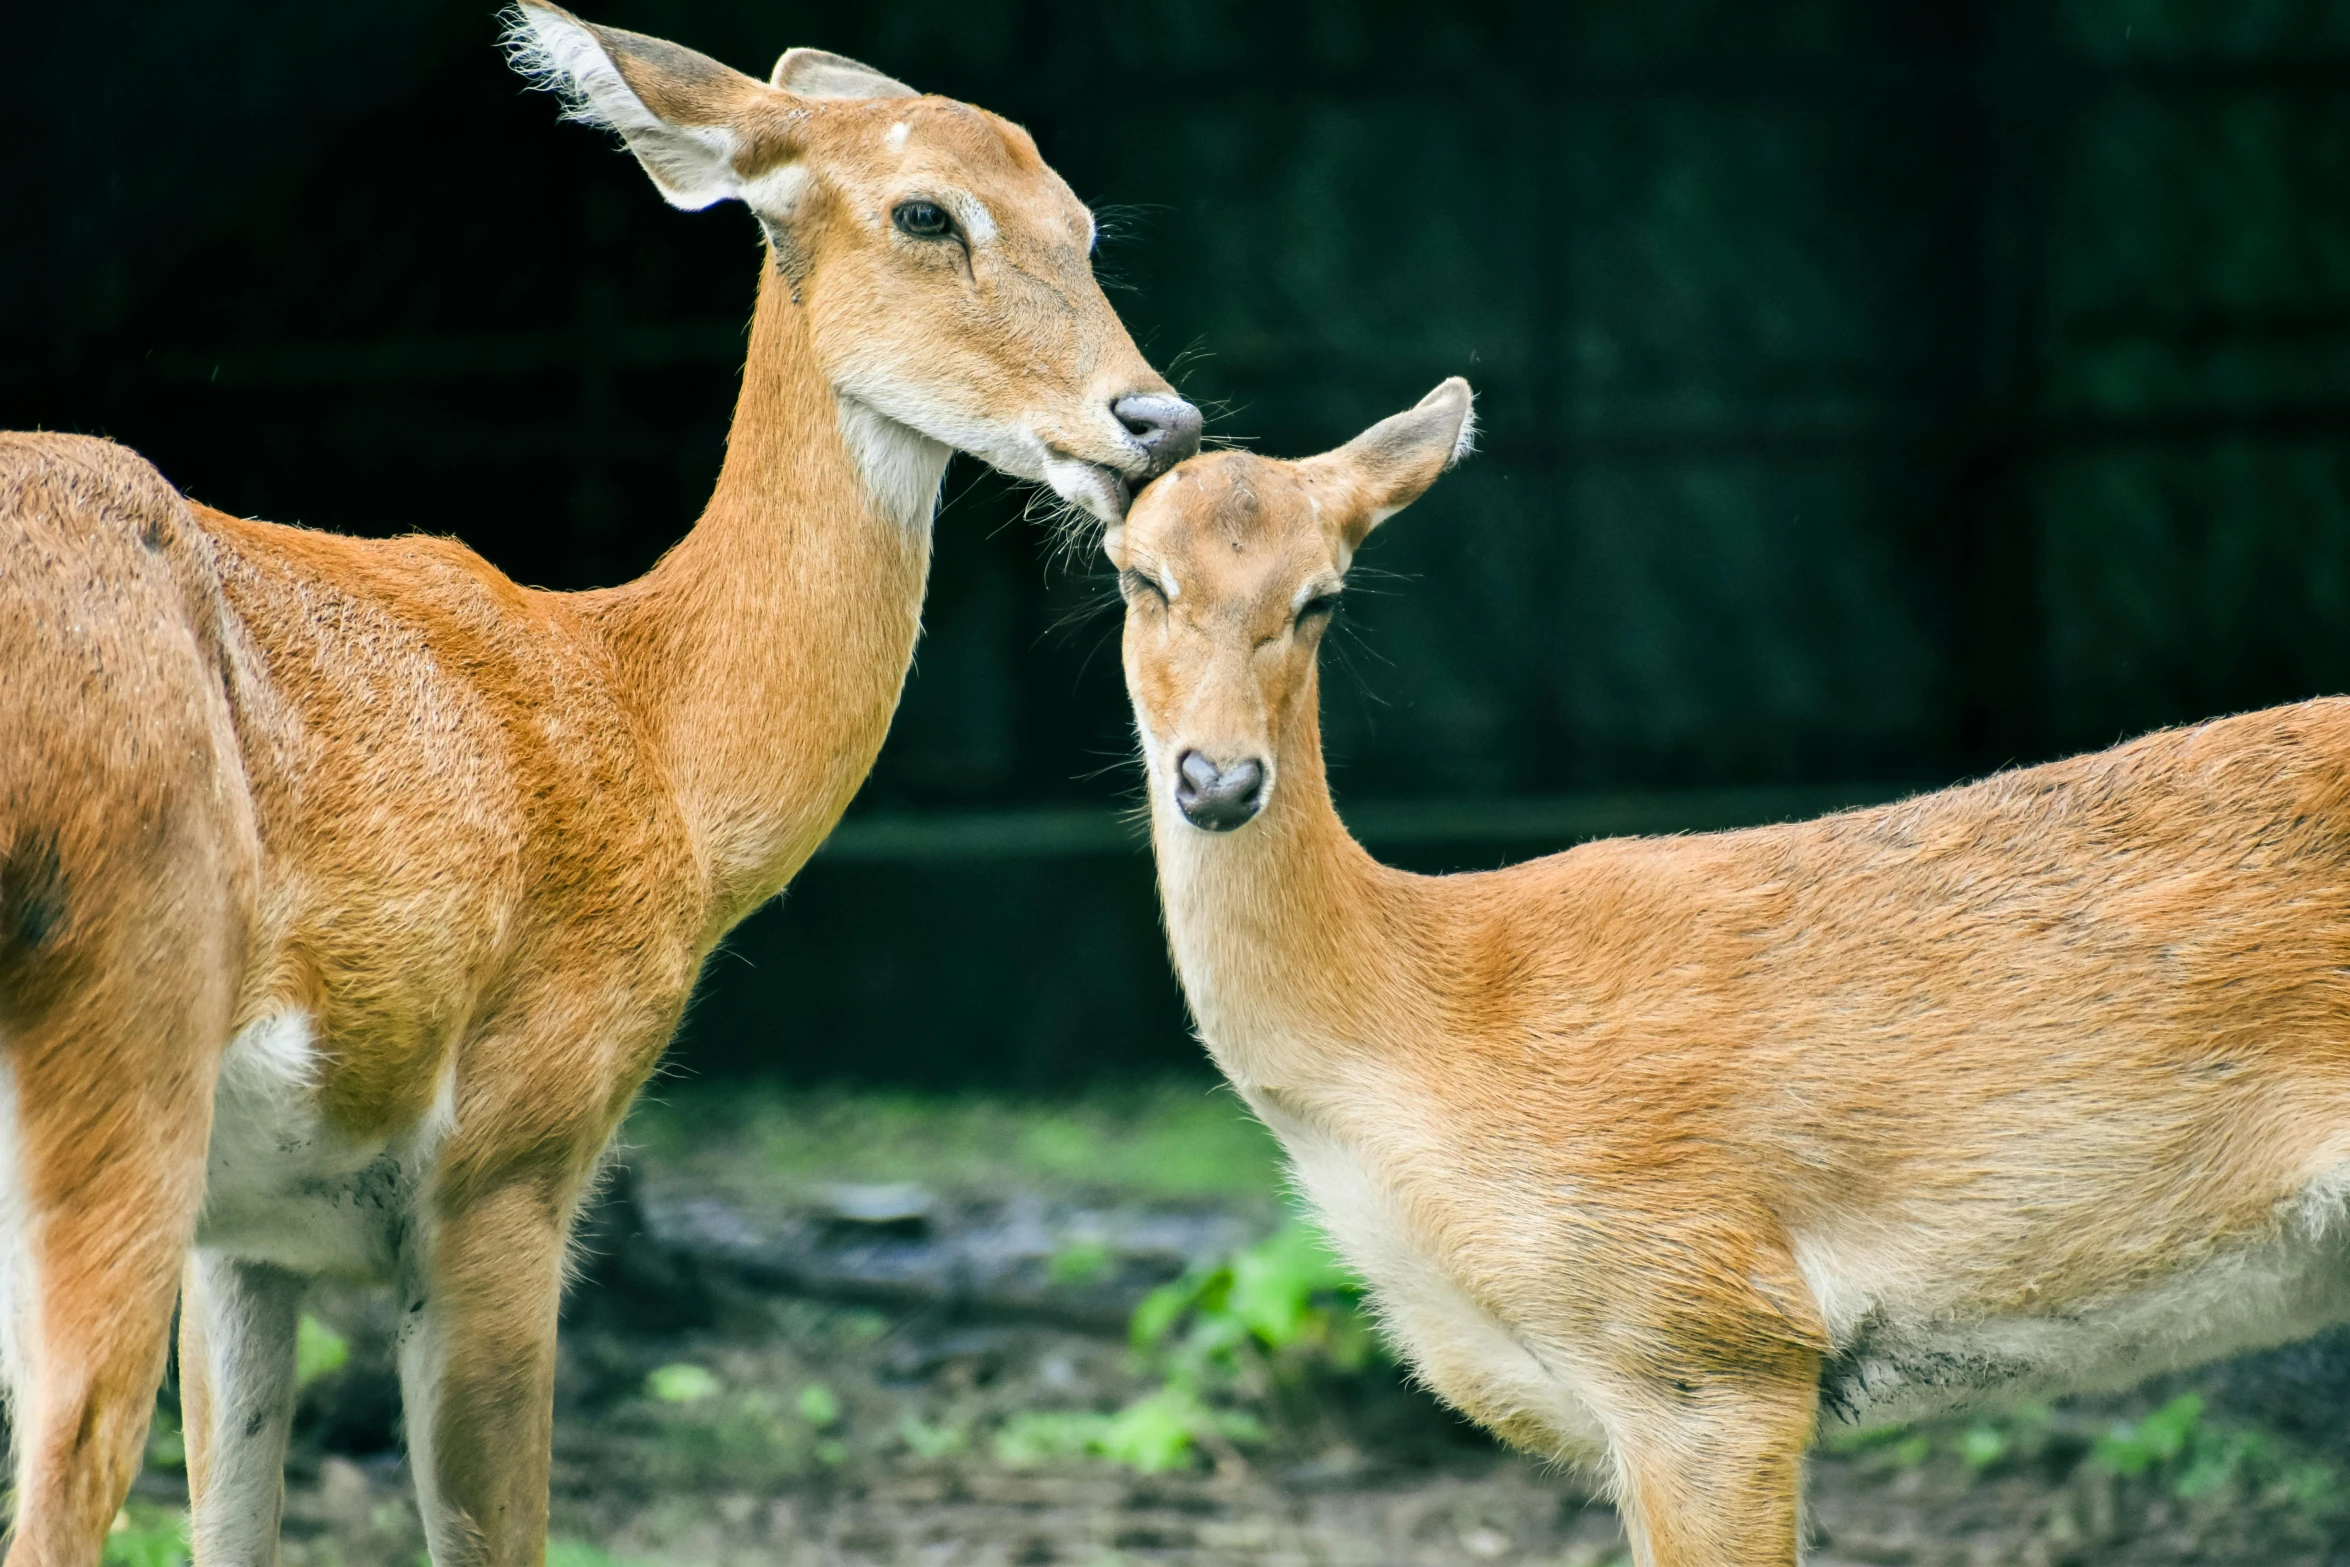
0 433 259 1026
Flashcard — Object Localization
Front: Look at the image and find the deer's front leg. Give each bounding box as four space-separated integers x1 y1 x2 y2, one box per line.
397 1177 570 1567
1610 1370 1819 1567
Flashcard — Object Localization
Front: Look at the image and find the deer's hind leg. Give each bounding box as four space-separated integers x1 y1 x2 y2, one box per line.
0 805 248 1559
178 1255 302 1566
0 971 228 1565
1 428 260 1562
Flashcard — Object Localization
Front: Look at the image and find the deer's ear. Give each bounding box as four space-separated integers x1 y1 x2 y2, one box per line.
772 48 918 100
1305 378 1477 544
504 2 768 211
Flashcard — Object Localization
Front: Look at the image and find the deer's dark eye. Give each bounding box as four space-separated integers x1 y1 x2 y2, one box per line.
1296 592 1343 628
893 200 957 240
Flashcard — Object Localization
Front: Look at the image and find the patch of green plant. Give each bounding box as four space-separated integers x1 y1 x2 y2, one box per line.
996 1388 1262 1475
547 1542 655 1567
635 1386 810 1486
103 1503 188 1567
628 1084 1285 1201
796 1382 840 1428
622 1365 863 1486
646 1363 720 1405
1822 1419 1920 1457
2091 1393 2345 1511
1962 1403 2052 1474
898 1414 968 1459
1009 1217 1380 1475
144 1405 185 1472
1048 1238 1116 1286
2093 1392 2204 1476
1133 1218 1381 1389
1957 1421 2008 1470
295 1313 350 1388
1833 1391 2350 1516
1825 1404 2052 1474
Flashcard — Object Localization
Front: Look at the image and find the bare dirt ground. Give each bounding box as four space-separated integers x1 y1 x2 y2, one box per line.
149 1285 2350 1567
110 1089 2350 1565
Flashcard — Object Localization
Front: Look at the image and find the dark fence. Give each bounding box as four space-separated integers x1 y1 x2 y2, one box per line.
9 1 2350 1081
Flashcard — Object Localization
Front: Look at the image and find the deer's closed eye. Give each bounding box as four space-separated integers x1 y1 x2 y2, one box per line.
1295 592 1342 628
1122 569 1170 606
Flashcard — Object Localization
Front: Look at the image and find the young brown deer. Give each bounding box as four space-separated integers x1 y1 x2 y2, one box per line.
1113 380 2350 1567
0 5 1196 1561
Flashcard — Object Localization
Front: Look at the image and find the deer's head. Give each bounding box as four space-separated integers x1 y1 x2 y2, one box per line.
506 3 1198 526
1110 380 1475 833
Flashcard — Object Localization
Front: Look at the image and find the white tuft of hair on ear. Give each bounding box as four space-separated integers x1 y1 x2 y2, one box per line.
500 6 621 130
500 4 742 211
1407 376 1478 470
1447 391 1479 468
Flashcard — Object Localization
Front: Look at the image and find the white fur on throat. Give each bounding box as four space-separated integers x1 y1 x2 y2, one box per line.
1254 1088 1613 1466
837 396 951 529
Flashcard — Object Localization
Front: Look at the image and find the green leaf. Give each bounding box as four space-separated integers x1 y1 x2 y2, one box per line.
994 1410 1110 1467
103 1505 189 1567
897 1415 967 1459
1096 1387 1205 1474
1048 1239 1115 1287
294 1315 350 1389
797 1382 841 1428
547 1542 655 1567
2140 1393 2203 1461
646 1363 721 1404
144 1407 185 1472
1958 1423 2007 1471
1130 1278 1197 1349
2094 1392 2203 1477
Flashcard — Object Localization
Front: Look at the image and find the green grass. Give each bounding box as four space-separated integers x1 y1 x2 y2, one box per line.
627 1082 1285 1201
102 1505 188 1567
547 1543 656 1567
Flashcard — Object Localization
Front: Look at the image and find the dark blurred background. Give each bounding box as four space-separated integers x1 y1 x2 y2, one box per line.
8 1 2349 1087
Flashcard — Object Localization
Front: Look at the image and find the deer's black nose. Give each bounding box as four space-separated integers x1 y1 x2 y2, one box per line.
1113 393 1204 477
1175 750 1266 832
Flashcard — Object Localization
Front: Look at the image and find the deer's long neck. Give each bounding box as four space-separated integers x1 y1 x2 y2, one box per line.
589 260 940 937
1150 691 1427 1094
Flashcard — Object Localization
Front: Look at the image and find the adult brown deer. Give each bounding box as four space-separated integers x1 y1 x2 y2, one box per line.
0 5 1196 1560
1112 381 2350 1567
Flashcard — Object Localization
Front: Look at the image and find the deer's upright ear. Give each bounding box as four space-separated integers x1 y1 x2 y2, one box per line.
1305 378 1477 546
504 2 770 211
772 48 918 100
